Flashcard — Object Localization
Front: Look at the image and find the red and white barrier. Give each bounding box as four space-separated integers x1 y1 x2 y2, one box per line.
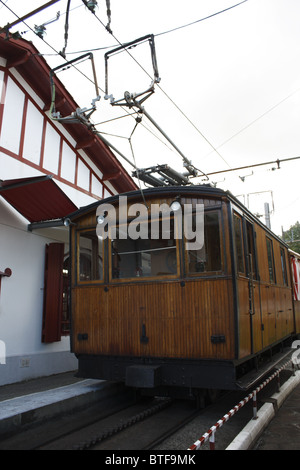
188 357 295 450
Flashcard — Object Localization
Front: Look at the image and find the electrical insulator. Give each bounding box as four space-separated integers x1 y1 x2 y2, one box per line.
86 0 98 13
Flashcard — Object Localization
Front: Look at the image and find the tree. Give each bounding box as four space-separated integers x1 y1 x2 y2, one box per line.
282 221 300 254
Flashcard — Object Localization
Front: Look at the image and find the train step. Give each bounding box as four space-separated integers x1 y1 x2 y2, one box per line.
236 347 293 391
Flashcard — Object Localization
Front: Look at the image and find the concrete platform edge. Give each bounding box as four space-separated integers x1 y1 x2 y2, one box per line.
0 380 124 438
226 370 300 450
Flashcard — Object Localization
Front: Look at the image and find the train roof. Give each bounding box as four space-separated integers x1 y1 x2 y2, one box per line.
68 184 228 219
289 249 300 259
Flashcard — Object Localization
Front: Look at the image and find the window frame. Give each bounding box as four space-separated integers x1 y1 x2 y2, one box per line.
233 212 246 276
108 216 180 283
280 246 288 286
266 236 276 284
76 228 104 284
245 219 258 280
184 208 224 277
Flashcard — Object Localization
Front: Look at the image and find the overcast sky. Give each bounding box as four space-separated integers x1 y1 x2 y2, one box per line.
1 0 300 235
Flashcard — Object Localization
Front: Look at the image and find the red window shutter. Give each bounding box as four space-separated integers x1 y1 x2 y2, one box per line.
42 243 64 343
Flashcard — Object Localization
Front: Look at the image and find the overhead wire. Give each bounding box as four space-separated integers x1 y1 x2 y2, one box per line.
199 155 300 177
59 0 71 57
46 0 253 173
4 0 295 185
0 0 104 93
128 118 149 208
4 0 300 228
42 0 246 169
65 0 300 180
203 86 300 157
81 1 214 177
37 0 250 55
0 1 129 166
155 0 250 37
0 0 249 174
15 0 251 175
0 0 8 10
0 1 191 174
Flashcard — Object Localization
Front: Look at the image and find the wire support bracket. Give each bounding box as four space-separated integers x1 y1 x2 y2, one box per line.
49 52 101 124
104 34 160 106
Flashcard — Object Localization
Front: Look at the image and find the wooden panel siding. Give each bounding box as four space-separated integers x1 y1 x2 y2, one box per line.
237 278 251 358
71 188 298 379
72 278 235 361
252 224 294 348
235 215 295 358
73 195 225 227
236 278 263 358
294 301 300 334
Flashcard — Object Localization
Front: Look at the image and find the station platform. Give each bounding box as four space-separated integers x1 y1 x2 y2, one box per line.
253 376 300 450
0 371 124 439
0 369 299 449
227 368 300 450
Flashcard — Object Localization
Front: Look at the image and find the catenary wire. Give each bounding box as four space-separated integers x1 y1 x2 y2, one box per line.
81 1 223 174
3 0 296 183
0 0 190 172
155 0 249 37
34 0 250 55
0 0 246 172
203 86 300 158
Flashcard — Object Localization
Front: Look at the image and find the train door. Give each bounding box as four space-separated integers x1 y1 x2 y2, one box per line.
264 237 277 345
233 213 261 358
244 220 262 354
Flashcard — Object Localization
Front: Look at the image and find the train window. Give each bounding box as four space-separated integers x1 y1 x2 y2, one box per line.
233 214 245 274
266 237 276 283
78 230 103 282
186 211 222 273
110 218 178 279
246 221 257 279
280 247 288 286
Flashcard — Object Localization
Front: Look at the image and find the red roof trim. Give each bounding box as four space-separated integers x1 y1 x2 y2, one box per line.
0 175 78 222
0 34 137 194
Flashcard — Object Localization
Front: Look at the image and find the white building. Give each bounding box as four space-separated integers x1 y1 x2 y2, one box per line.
0 33 136 386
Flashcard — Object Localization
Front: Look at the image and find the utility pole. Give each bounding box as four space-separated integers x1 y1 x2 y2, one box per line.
264 202 271 229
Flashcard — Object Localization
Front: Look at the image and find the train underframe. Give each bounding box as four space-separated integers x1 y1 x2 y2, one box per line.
76 336 296 401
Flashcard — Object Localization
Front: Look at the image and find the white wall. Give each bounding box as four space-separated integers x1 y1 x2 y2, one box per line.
0 57 116 385
0 197 76 385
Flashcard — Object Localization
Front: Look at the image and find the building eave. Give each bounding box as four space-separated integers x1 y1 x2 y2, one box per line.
0 33 137 194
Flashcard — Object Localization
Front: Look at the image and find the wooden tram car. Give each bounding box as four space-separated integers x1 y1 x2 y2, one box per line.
68 185 300 399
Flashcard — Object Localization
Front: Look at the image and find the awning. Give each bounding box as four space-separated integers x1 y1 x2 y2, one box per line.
0 175 78 223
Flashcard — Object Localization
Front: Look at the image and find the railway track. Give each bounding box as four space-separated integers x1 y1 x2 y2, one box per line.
0 391 252 451
0 389 217 451
84 398 199 451
0 368 294 450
